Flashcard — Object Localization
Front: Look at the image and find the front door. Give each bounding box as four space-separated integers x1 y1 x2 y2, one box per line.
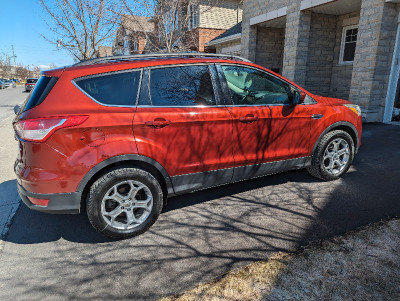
217 64 311 181
133 64 234 194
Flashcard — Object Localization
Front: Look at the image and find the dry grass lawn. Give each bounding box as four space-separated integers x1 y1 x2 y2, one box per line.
160 219 400 301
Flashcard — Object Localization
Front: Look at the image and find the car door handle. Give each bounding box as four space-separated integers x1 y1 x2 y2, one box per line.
239 114 259 123
145 119 172 128
312 114 324 120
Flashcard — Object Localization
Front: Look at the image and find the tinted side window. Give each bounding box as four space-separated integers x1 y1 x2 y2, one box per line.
23 76 58 112
75 71 141 106
150 65 216 106
221 65 291 105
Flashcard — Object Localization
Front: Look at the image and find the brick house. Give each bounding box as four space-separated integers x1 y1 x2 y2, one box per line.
206 21 242 55
113 15 155 55
222 0 400 123
184 0 243 52
112 2 242 55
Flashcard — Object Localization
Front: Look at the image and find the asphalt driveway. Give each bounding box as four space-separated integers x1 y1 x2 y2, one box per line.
0 123 399 300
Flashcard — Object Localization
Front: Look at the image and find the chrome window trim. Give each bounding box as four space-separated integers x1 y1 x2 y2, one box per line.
217 63 317 107
72 68 143 108
219 63 297 107
134 104 295 108
220 63 298 91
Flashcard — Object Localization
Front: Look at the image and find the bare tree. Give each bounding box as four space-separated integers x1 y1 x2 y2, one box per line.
15 65 30 80
119 0 215 53
0 52 13 78
40 0 121 60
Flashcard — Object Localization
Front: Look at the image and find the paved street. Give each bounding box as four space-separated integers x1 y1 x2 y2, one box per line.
0 87 399 300
0 86 25 240
0 86 26 121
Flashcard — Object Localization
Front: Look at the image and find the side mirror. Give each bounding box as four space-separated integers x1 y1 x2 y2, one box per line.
13 105 20 115
300 91 306 102
291 90 306 105
292 91 302 105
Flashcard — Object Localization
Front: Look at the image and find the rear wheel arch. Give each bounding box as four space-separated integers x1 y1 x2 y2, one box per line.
77 155 173 212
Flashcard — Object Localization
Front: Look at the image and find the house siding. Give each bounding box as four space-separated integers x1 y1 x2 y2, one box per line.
199 0 242 29
215 40 242 55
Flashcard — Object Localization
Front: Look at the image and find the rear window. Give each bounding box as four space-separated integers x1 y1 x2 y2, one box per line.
75 70 141 106
23 76 58 112
27 78 38 84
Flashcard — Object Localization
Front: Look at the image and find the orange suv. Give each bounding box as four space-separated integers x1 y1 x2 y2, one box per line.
13 53 362 239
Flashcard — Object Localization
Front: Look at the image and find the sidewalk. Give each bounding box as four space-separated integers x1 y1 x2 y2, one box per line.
0 106 21 241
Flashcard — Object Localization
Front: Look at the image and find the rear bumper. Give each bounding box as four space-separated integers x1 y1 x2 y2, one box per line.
17 183 81 214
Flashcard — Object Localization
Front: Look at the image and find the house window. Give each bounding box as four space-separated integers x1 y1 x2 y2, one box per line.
123 37 130 55
340 25 358 64
188 4 199 30
133 37 138 52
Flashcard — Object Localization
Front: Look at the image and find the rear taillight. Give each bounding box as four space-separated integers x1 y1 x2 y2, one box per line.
14 116 88 142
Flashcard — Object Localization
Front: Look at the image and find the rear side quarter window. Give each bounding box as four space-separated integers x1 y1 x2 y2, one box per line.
23 76 58 112
75 70 141 106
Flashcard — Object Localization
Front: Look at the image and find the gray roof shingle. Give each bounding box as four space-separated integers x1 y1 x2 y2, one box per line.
209 22 242 43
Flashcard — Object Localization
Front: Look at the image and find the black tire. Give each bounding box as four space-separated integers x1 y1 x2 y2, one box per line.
307 130 355 181
86 167 164 239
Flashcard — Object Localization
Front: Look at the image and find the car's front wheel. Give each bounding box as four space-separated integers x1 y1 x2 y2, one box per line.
86 167 164 239
307 130 355 181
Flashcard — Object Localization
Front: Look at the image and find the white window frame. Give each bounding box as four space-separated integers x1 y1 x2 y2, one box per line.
188 4 199 30
133 37 138 52
123 37 130 55
339 25 358 65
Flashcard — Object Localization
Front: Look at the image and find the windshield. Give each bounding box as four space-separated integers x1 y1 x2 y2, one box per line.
27 79 38 84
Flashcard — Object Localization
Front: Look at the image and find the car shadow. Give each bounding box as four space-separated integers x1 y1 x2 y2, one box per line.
4 169 317 245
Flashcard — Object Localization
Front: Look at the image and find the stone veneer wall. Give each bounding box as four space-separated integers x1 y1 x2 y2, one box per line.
241 0 289 61
304 13 337 97
329 12 360 100
255 27 285 73
242 0 400 121
349 1 399 121
282 2 311 86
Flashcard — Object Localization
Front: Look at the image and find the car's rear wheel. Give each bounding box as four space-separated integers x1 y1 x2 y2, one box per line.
86 167 163 239
307 130 355 181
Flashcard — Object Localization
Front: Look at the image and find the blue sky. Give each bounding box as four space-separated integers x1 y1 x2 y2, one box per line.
0 0 76 69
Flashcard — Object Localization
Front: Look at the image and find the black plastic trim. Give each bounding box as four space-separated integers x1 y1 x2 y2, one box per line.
171 156 310 195
18 183 81 214
232 157 309 182
311 121 360 155
76 154 175 196
172 168 233 194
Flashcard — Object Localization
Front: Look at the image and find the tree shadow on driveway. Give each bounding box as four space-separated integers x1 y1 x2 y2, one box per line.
5 168 319 245
1 124 400 300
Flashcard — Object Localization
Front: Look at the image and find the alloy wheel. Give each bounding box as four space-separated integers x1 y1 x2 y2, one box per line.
101 180 153 230
322 138 350 176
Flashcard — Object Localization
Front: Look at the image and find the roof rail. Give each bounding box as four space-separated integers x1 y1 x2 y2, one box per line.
73 52 252 66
